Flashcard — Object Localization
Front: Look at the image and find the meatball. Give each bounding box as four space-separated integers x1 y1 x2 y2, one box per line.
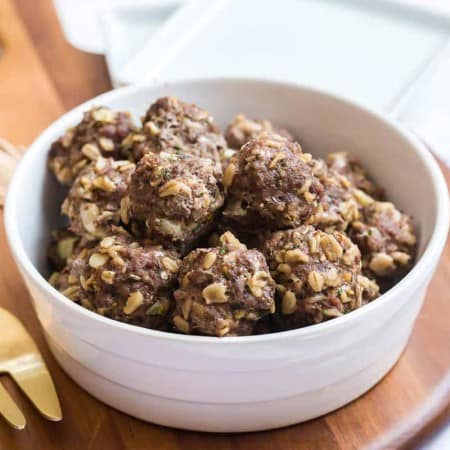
62 157 135 239
223 134 324 232
128 96 226 165
225 114 295 149
260 225 379 329
173 232 276 337
349 201 416 280
49 234 181 330
305 159 361 232
127 152 224 252
326 152 383 199
48 106 136 185
306 158 385 234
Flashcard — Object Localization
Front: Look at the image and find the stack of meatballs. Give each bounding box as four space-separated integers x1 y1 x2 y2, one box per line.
47 97 417 337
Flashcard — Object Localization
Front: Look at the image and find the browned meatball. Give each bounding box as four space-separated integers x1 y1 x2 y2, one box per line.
127 152 224 252
225 114 295 149
260 225 379 329
223 134 324 232
127 96 226 165
173 232 276 337
305 159 360 232
49 234 181 330
326 152 383 199
62 157 135 240
305 158 386 236
48 106 136 185
349 201 416 280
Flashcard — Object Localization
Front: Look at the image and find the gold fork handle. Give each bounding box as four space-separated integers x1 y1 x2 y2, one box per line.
0 380 26 430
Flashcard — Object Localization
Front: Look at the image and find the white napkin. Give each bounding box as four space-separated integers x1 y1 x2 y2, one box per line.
53 0 450 167
393 41 450 167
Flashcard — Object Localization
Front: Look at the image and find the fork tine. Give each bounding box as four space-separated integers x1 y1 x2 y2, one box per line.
8 354 62 421
0 308 62 422
0 380 26 430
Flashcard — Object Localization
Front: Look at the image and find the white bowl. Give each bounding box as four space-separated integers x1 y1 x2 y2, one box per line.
4 79 449 432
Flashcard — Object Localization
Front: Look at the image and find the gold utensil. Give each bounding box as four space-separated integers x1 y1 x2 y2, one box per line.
0 307 62 429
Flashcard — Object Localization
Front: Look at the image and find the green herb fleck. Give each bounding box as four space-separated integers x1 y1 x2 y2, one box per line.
219 245 228 255
160 168 170 180
146 301 169 316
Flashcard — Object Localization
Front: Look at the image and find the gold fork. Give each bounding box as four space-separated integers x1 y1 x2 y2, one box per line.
0 307 62 429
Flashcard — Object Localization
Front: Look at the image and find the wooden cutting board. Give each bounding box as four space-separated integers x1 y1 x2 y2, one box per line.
0 0 449 448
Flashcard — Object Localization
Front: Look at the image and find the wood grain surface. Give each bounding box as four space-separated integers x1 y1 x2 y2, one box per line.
0 1 449 449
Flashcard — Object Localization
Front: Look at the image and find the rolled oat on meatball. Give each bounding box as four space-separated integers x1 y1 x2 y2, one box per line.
204 227 264 252
173 232 276 337
62 157 135 240
49 234 181 330
47 228 85 270
260 225 379 329
326 151 383 199
349 200 416 280
128 96 226 165
128 151 224 252
225 114 295 149
223 134 324 232
48 106 136 185
218 147 238 171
